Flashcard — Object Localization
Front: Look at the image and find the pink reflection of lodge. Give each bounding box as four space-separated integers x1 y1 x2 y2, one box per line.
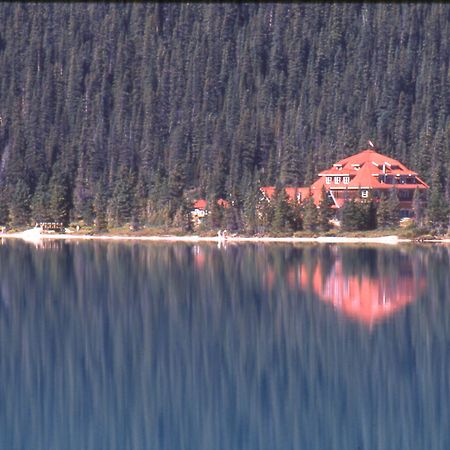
294 259 426 325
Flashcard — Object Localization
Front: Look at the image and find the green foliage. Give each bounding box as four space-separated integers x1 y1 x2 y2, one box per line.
0 4 446 229
412 187 426 227
271 184 291 232
110 168 135 227
207 198 224 230
317 186 333 232
302 197 318 232
49 166 71 226
10 180 31 226
31 174 51 224
242 188 259 234
0 187 10 226
426 181 449 233
94 178 108 232
376 190 400 229
341 199 377 231
172 197 194 232
341 200 359 231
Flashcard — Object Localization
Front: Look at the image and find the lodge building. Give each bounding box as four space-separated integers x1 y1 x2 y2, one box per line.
261 148 429 218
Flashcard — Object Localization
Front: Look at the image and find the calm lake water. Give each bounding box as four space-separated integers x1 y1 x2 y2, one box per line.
0 240 449 450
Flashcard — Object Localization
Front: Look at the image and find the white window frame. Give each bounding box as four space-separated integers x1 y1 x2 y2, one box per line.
335 176 341 184
325 176 332 184
361 190 369 198
343 176 350 184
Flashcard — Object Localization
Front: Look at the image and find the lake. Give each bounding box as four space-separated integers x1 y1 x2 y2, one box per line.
0 240 449 450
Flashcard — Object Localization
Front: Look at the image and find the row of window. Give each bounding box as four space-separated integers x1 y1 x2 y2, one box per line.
325 176 350 185
326 175 418 186
335 189 413 200
378 175 417 184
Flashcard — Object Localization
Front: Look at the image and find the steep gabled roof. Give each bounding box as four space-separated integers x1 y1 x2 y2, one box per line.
318 149 429 190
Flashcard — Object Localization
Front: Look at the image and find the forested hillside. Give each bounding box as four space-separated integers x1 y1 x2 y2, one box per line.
0 3 448 229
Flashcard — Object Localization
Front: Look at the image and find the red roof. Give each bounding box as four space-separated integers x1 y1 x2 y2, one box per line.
193 199 208 210
193 198 229 210
318 149 429 190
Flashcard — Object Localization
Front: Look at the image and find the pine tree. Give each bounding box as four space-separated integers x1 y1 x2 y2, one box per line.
271 184 290 232
302 197 318 232
10 180 32 227
377 189 400 229
31 174 51 224
73 154 94 225
207 198 224 230
341 199 360 231
386 188 400 226
242 187 259 234
426 181 449 233
48 166 71 226
94 178 108 231
224 201 239 232
0 186 10 226
110 167 135 226
180 197 194 232
412 187 425 227
317 186 333 232
376 193 390 229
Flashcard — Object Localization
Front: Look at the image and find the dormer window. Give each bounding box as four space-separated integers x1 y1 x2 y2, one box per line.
351 163 361 171
326 176 332 184
333 164 343 171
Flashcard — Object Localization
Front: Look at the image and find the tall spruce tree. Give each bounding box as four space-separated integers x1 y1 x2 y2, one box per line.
10 180 32 227
94 178 109 231
31 174 51 224
302 197 318 232
48 164 71 225
317 186 333 232
426 181 449 233
377 190 400 229
412 187 425 227
341 199 360 231
271 184 290 232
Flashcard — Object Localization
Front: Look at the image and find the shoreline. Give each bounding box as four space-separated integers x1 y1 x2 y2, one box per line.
1 228 449 245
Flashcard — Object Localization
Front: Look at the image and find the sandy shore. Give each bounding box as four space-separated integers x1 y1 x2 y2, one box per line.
1 227 448 245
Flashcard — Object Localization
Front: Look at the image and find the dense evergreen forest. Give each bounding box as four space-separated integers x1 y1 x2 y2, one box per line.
0 3 448 231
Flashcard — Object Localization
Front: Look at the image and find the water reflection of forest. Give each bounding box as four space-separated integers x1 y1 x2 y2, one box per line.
0 240 430 328
0 241 448 450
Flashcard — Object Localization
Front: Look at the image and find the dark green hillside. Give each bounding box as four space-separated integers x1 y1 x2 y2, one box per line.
0 3 448 228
